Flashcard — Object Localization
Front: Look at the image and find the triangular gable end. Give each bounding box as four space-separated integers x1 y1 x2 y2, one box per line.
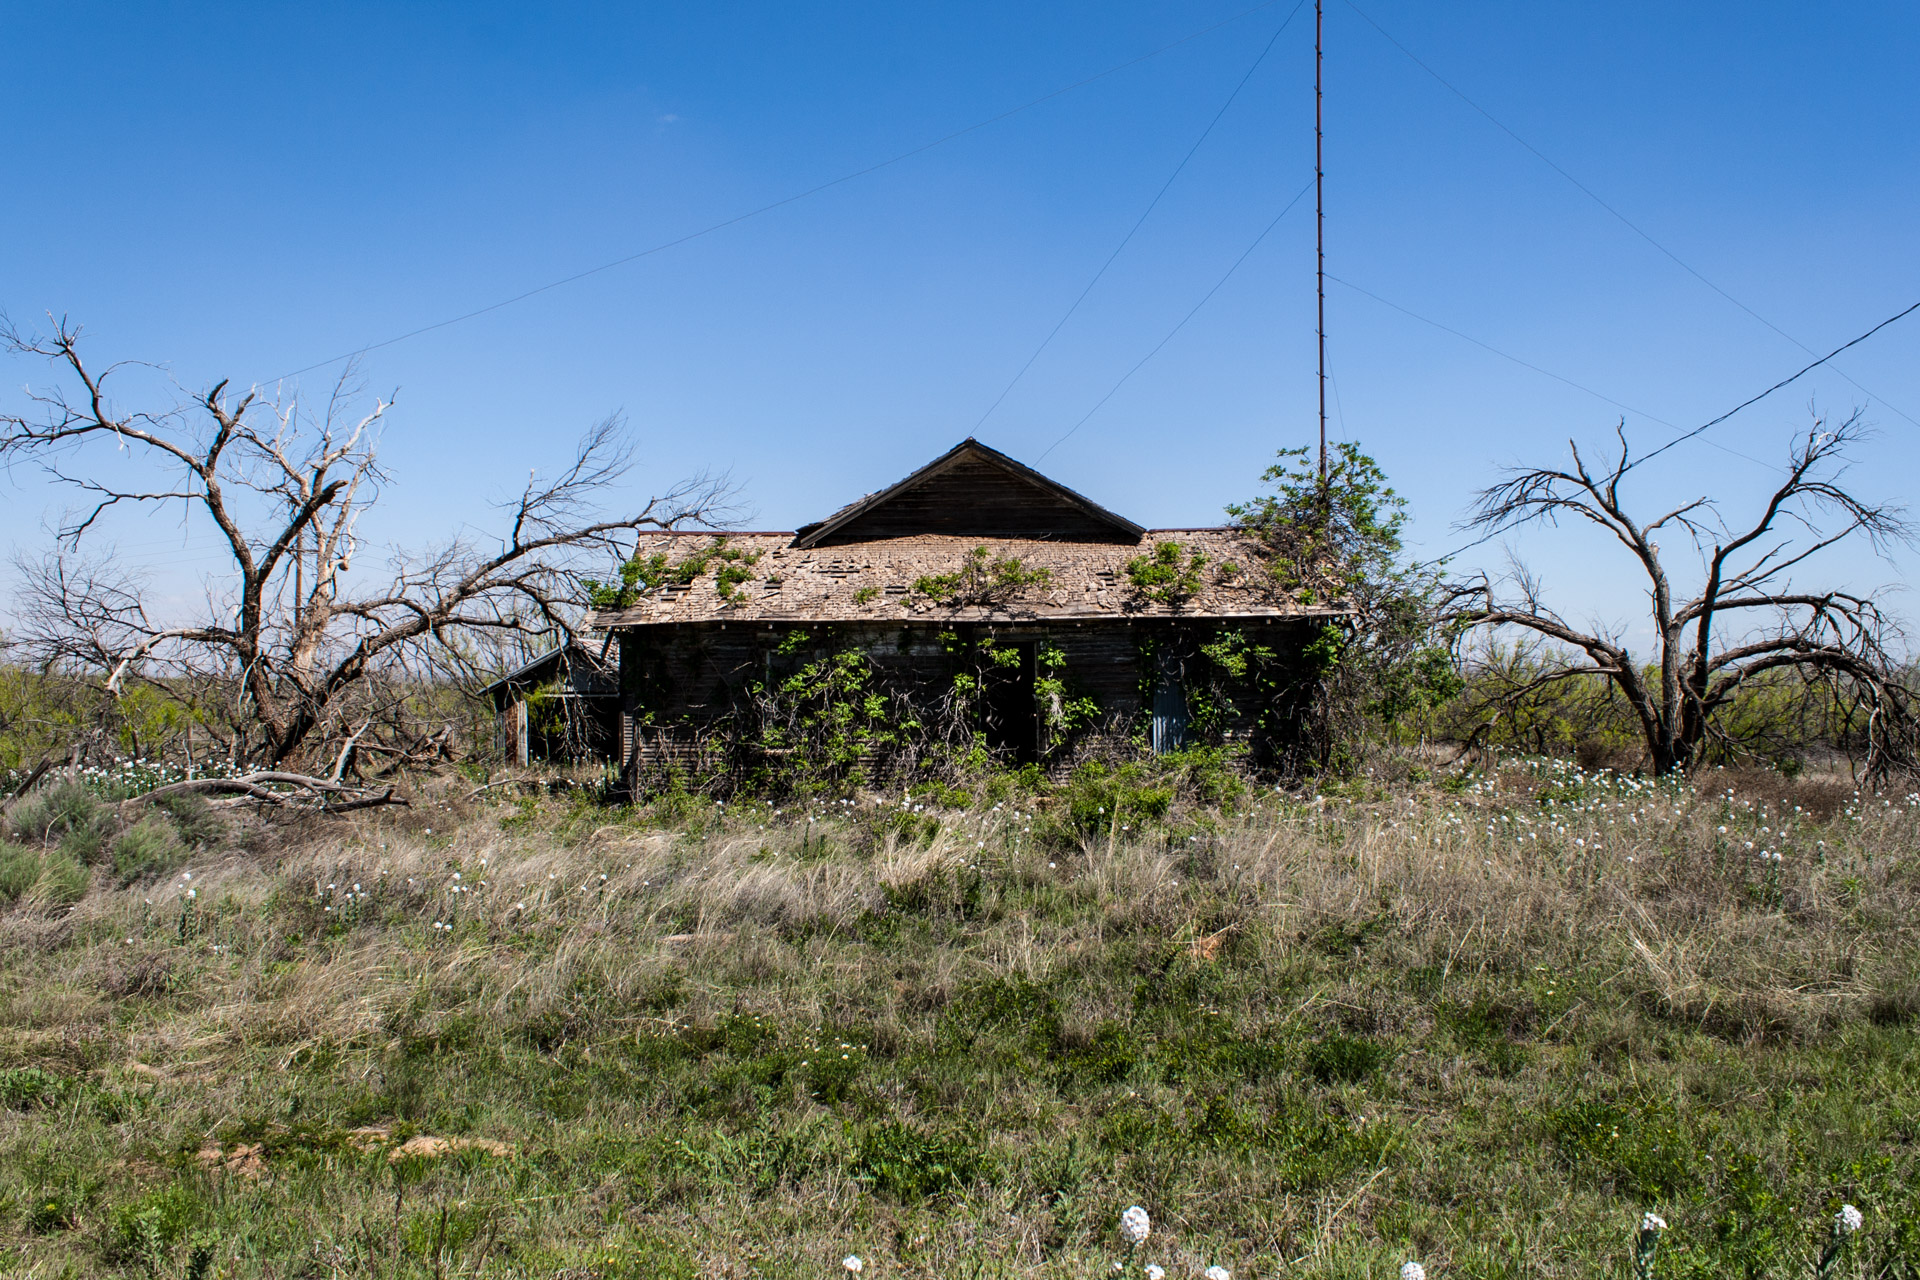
792 439 1145 548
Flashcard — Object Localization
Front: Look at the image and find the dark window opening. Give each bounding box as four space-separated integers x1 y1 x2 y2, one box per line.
980 641 1039 764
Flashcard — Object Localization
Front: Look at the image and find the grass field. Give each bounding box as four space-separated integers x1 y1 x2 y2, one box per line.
2 757 1917 1278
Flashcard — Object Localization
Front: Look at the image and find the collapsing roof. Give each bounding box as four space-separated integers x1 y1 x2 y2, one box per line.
589 440 1337 628
590 530 1334 626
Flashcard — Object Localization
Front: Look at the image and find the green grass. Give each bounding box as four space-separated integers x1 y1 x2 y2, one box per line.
0 761 1915 1277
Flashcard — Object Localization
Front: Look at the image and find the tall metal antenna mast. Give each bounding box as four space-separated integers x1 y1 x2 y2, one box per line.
1314 0 1327 481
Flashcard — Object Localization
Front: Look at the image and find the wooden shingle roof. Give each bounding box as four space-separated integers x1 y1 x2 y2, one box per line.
589 530 1338 627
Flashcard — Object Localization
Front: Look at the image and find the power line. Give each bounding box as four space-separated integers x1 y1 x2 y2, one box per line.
1339 0 1919 430
1038 178 1315 461
1414 298 1920 566
267 0 1288 386
1632 298 1920 471
1328 275 1677 428
1327 273 1779 472
972 0 1308 433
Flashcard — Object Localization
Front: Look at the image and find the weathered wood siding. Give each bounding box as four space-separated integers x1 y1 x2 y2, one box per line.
618 617 1317 785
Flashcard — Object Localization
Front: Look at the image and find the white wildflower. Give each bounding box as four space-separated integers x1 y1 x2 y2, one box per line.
1206 1267 1231 1280
1641 1212 1667 1232
1146 1267 1166 1280
1837 1204 1863 1234
1120 1205 1150 1246
1401 1264 1426 1280
843 1256 864 1273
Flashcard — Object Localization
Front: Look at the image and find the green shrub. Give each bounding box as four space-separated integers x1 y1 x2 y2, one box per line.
8 782 114 863
1125 539 1207 605
1041 761 1175 845
0 842 89 906
0 1066 81 1110
153 793 221 849
852 1120 985 1201
1304 1032 1394 1083
0 841 40 902
111 815 185 883
105 1183 202 1268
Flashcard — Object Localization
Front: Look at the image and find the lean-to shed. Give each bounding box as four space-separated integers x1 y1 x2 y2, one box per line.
589 439 1342 786
482 638 620 766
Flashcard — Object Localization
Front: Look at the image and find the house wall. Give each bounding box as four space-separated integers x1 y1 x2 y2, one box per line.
616 617 1320 787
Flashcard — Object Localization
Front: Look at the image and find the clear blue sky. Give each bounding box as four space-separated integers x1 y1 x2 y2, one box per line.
3 1 1916 639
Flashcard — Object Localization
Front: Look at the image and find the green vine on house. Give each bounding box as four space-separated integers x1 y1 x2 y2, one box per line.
1035 644 1100 745
1125 539 1208 606
582 536 763 609
911 547 1052 607
1134 628 1288 749
749 631 921 787
942 633 1100 761
1228 442 1462 761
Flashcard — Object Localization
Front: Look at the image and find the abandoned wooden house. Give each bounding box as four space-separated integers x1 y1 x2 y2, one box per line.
587 439 1342 785
483 638 620 766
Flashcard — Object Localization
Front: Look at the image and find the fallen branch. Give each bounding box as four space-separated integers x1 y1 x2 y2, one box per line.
463 775 542 800
121 771 406 814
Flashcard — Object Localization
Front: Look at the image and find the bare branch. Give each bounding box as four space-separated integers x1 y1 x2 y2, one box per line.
4 324 736 770
1449 412 1915 775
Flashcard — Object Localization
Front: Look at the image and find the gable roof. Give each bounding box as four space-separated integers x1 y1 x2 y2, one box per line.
791 438 1144 548
590 530 1342 628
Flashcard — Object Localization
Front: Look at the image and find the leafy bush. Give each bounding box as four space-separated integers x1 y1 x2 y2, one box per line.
911 546 1051 607
0 1066 82 1110
1040 760 1174 845
1125 539 1207 605
1229 442 1461 769
752 634 919 790
582 536 763 608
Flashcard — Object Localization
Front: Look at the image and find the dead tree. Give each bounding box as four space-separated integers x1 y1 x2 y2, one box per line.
1 316 734 770
1449 413 1916 777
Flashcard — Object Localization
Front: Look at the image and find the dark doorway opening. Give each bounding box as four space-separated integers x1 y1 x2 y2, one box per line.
1150 650 1189 755
980 641 1039 764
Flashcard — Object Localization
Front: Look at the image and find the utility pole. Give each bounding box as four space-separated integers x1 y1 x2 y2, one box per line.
1315 0 1327 482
